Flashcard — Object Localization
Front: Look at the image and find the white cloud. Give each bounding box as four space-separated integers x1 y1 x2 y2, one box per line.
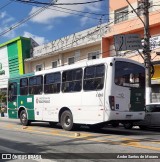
0 11 7 18
80 16 89 26
46 25 54 30
0 11 16 39
2 17 15 25
29 0 102 24
23 31 48 45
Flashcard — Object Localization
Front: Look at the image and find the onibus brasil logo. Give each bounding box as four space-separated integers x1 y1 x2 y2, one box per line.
0 63 5 75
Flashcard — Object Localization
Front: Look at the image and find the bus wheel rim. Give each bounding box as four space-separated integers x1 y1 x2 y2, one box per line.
22 113 27 123
65 116 71 126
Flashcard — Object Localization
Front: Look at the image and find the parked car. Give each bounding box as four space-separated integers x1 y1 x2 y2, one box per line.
123 103 160 129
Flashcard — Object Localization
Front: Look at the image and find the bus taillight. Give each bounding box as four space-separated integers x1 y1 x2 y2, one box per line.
109 96 115 110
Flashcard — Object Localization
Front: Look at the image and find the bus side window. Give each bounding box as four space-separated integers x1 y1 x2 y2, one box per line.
62 68 82 93
20 78 28 95
44 71 61 94
29 75 43 95
83 64 104 91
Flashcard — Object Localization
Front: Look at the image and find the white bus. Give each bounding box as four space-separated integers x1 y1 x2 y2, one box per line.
8 57 145 131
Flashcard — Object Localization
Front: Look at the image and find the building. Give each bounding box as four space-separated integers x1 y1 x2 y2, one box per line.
102 0 160 102
0 37 34 90
24 23 108 73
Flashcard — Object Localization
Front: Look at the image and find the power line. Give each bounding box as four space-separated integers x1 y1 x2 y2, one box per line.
11 0 109 21
0 1 56 37
1 4 151 66
12 0 105 6
0 10 133 68
0 1 12 10
0 7 135 61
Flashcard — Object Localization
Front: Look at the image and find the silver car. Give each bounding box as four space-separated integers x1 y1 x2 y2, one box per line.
124 103 160 129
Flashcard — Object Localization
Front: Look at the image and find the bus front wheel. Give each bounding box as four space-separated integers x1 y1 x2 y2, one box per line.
60 110 74 131
20 110 30 126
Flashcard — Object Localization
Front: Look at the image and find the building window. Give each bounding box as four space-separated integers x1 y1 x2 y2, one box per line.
68 57 75 65
36 64 43 71
88 51 100 60
114 7 128 24
52 61 58 68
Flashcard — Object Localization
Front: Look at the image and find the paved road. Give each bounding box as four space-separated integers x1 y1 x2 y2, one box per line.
0 117 160 162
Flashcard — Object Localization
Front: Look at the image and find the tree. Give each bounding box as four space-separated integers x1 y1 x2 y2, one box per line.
0 91 7 114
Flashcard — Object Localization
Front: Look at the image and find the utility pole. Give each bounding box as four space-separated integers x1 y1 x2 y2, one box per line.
126 0 152 104
143 0 151 104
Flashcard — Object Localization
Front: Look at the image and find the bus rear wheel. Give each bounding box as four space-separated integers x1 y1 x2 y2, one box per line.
20 110 30 126
60 110 74 131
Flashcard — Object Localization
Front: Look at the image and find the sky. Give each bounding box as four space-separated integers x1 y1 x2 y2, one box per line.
0 0 109 45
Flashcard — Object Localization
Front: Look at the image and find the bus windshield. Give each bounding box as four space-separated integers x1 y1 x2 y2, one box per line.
115 61 145 88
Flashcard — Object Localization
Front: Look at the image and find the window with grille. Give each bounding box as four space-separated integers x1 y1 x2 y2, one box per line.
88 51 100 60
36 64 43 71
114 7 128 24
68 57 75 65
52 61 58 68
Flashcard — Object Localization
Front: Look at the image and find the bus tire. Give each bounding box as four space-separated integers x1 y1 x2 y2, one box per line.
123 123 133 129
60 110 74 131
20 110 30 126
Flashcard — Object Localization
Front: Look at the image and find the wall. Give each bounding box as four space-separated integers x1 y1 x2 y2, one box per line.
25 44 101 73
0 37 31 88
103 0 160 57
0 46 9 88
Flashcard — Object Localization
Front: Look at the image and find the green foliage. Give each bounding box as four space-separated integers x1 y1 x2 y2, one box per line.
0 91 7 113
0 91 6 103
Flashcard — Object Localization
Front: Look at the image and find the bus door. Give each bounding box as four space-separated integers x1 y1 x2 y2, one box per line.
29 75 43 121
8 82 18 118
42 72 61 121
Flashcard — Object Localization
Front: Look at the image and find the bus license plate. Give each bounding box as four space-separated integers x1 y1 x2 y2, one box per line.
126 115 132 119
